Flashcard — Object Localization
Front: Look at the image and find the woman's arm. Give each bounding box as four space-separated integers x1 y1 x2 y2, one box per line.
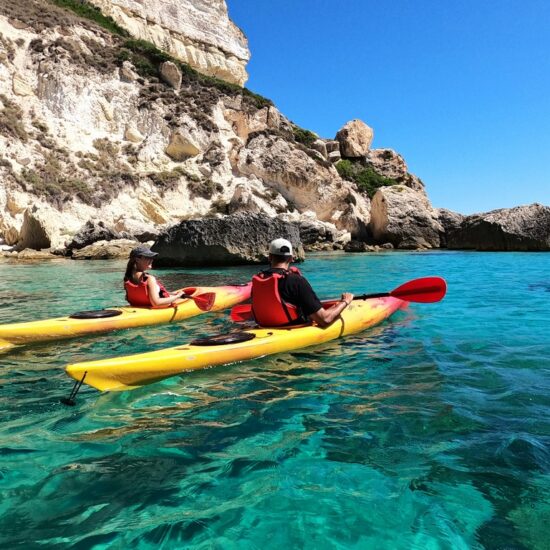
146 276 184 307
310 292 354 328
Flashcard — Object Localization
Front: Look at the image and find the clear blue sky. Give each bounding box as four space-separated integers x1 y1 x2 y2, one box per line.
227 0 549 214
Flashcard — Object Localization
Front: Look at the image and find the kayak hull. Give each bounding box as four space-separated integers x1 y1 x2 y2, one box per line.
0 283 251 349
66 296 406 392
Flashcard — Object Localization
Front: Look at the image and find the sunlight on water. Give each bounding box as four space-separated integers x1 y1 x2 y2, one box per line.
0 252 548 548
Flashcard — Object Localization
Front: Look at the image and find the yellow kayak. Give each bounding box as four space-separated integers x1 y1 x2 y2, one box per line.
66 296 406 392
0 283 251 350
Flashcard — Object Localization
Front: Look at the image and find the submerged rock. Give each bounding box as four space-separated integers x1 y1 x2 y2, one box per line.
447 203 550 251
153 213 305 266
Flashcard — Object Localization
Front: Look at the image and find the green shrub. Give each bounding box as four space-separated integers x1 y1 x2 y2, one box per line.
19 154 94 207
293 126 317 148
50 0 129 36
188 178 223 199
51 1 274 110
336 159 397 198
0 94 28 142
148 169 184 191
335 159 354 179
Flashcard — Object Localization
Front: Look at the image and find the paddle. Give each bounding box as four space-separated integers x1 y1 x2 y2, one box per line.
179 292 216 311
230 277 446 322
230 303 255 322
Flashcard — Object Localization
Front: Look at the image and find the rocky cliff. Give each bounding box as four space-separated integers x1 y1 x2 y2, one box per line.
0 0 547 260
87 0 250 86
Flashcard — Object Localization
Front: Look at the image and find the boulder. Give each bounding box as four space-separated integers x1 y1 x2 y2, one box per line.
160 61 182 90
13 248 58 259
2 225 20 246
223 106 281 141
336 119 374 158
327 150 341 163
310 139 328 159
447 204 550 251
119 61 138 82
13 73 33 96
298 219 341 251
437 208 465 248
153 213 305 266
366 149 425 192
165 131 201 160
344 241 378 253
124 126 144 143
113 219 159 242
369 186 443 249
66 221 123 251
236 133 370 237
72 239 139 260
325 140 340 154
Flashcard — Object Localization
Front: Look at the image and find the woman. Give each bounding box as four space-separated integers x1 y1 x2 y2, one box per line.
124 246 185 307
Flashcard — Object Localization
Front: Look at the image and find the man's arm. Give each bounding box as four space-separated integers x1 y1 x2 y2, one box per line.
310 293 354 328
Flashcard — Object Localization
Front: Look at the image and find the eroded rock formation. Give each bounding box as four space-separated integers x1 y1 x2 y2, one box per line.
369 186 443 249
152 213 305 266
447 204 550 251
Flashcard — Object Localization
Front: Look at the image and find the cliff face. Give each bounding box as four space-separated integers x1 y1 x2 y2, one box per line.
1 0 455 257
87 0 250 86
0 0 381 251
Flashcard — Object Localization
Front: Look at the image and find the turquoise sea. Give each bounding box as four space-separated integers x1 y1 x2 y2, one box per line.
0 251 548 549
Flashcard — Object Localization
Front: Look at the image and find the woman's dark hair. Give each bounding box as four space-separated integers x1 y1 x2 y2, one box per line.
124 257 137 282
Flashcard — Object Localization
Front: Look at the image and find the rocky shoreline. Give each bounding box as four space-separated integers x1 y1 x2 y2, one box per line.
2 204 549 263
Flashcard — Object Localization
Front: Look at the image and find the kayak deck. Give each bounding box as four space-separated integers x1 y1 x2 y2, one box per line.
0 283 251 348
66 296 406 392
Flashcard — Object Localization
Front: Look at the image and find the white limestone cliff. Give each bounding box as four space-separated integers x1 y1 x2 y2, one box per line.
0 0 440 256
0 4 373 252
88 0 250 86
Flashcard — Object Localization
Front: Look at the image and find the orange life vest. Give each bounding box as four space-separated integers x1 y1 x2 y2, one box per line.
251 267 302 326
124 274 169 307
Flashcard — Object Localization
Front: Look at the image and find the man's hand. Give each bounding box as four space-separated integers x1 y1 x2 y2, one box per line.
341 292 354 306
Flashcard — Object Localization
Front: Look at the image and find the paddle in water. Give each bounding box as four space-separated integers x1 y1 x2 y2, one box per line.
230 276 447 322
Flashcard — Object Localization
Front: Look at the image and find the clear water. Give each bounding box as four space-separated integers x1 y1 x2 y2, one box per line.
0 251 548 549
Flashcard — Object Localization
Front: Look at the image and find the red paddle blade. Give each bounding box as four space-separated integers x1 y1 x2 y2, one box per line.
230 304 253 322
192 292 216 311
390 277 447 303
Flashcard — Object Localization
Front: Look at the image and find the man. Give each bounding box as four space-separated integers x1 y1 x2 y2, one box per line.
251 238 354 328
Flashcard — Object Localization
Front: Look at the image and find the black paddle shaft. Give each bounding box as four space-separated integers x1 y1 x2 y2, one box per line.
354 292 390 300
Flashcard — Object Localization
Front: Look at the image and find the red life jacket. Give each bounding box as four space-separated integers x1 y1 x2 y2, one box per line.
124 274 169 307
251 267 302 327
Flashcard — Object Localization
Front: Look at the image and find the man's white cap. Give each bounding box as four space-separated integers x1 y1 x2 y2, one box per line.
269 238 293 256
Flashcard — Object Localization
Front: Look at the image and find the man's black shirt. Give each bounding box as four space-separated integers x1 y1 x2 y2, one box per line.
262 268 322 320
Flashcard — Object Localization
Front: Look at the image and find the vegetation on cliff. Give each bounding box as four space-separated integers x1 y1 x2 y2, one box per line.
49 0 272 110
336 159 398 198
